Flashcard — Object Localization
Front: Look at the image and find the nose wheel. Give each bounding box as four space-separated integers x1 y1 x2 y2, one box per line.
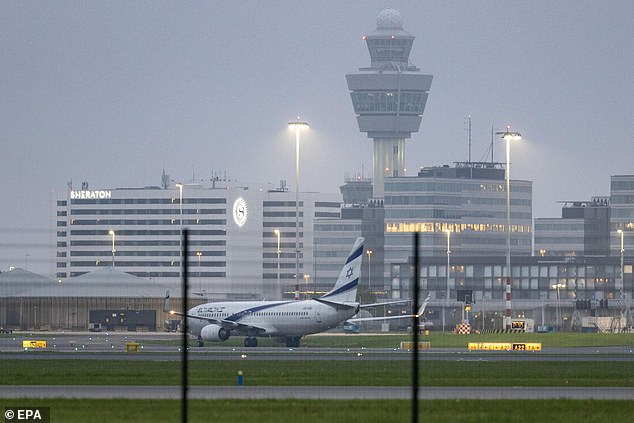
244 337 258 347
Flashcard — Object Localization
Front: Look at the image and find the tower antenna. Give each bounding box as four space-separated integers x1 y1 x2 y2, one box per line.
490 126 495 164
465 115 472 163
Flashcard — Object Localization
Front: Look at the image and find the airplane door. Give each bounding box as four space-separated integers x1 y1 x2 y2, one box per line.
314 310 322 323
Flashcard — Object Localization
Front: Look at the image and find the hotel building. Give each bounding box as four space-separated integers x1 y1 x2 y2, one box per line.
54 179 340 300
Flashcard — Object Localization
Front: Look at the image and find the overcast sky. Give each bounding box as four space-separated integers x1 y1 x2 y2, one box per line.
1 1 633 275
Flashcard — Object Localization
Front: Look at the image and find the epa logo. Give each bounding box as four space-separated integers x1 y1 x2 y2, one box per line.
4 408 50 422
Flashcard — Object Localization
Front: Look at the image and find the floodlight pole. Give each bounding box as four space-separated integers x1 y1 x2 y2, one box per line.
496 127 521 330
288 118 309 300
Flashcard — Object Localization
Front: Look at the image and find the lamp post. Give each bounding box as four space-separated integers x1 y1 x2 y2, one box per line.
444 229 451 332
288 118 309 300
175 183 184 279
496 126 522 330
366 249 373 292
274 229 281 299
196 251 202 294
304 273 310 298
108 230 116 269
617 229 624 299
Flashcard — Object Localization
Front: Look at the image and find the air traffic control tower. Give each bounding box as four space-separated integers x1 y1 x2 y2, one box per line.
346 9 432 199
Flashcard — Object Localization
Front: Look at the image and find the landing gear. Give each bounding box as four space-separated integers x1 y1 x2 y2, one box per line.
244 337 258 348
285 336 301 348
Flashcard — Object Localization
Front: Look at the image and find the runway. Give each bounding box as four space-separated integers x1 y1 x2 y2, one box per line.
0 385 632 400
2 330 634 361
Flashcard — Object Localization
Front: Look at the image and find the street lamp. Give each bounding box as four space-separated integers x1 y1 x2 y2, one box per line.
552 283 565 329
108 230 116 269
496 126 522 330
617 229 624 299
444 229 451 332
196 251 203 294
175 183 184 278
303 273 311 298
366 249 373 291
288 117 309 300
273 229 281 299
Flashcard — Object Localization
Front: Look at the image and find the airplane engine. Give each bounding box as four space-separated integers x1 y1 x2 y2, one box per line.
200 324 230 341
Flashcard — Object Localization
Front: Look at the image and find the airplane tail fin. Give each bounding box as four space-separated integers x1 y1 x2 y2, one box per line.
319 237 364 304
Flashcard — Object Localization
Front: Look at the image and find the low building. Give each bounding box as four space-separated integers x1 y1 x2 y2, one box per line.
0 268 180 331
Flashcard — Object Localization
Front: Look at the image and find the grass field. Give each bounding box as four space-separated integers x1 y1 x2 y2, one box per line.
1 359 632 387
0 399 631 423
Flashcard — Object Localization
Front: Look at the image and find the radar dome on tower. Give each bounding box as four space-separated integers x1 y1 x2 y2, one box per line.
376 9 403 29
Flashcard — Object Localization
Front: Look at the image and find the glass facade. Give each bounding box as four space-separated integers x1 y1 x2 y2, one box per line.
351 91 427 114
391 254 632 329
610 175 634 254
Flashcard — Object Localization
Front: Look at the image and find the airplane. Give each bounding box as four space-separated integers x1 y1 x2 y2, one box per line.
165 237 420 348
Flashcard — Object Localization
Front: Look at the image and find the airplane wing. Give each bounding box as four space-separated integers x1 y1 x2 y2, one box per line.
347 314 415 323
359 299 411 309
348 294 431 323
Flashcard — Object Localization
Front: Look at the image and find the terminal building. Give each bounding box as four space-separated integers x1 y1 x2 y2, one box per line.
384 162 532 261
534 197 610 257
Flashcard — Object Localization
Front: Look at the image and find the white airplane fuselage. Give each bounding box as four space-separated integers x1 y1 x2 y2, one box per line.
187 299 358 338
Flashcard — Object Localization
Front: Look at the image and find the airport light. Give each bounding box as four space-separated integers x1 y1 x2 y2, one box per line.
288 117 309 300
496 126 522 330
366 249 373 291
108 230 116 268
618 229 624 299
274 229 281 299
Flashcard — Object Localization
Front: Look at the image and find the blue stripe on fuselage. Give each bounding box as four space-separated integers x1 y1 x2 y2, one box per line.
224 301 293 322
